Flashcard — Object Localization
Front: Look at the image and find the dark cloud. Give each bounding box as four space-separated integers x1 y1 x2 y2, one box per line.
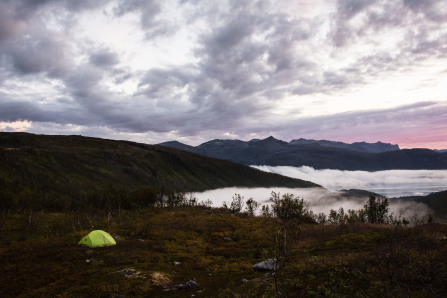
330 0 376 47
331 0 447 47
0 31 70 76
184 3 321 125
89 49 120 67
65 66 103 97
139 68 191 97
0 0 108 78
0 92 91 125
337 0 373 19
403 0 447 23
0 4 25 42
114 0 178 38
63 0 108 12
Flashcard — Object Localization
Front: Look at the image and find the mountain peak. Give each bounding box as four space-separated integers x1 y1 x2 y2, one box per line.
259 136 287 144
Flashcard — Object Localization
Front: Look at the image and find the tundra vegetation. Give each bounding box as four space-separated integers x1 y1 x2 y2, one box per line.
1 133 446 296
1 189 447 297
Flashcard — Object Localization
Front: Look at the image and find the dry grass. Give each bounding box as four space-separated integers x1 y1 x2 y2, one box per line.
1 207 447 297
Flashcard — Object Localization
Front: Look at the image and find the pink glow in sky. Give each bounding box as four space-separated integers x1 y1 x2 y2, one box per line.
0 1 446 149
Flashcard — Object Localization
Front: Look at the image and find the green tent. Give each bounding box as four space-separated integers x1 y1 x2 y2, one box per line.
78 230 116 248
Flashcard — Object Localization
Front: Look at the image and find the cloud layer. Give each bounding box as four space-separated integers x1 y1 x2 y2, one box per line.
253 166 447 197
0 0 446 148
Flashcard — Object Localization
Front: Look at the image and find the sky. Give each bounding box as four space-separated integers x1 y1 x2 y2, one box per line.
0 0 446 149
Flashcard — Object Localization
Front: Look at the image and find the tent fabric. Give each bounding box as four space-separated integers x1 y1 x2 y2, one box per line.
78 230 116 248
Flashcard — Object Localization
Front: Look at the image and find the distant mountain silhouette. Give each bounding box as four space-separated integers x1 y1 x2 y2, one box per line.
159 137 447 171
289 138 400 153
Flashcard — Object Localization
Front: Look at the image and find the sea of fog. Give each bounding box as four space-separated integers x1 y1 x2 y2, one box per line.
194 167 446 220
252 166 447 198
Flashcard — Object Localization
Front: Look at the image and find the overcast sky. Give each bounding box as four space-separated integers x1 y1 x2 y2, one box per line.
1 0 446 149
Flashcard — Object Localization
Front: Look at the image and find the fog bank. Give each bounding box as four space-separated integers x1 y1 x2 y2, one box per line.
194 187 431 222
252 166 447 197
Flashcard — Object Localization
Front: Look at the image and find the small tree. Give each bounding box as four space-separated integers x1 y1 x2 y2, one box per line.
270 192 307 223
347 208 366 223
166 191 185 207
222 193 245 213
261 205 272 217
269 192 311 296
328 207 346 224
364 195 389 224
245 198 260 217
316 212 327 224
183 192 198 206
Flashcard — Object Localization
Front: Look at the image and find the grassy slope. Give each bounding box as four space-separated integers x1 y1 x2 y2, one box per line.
1 208 447 297
0 133 318 196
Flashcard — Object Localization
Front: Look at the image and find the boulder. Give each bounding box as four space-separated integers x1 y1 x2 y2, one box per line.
252 259 278 271
186 280 199 289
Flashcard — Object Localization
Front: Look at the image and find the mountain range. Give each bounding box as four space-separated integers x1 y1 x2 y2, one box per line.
160 136 447 171
1 132 446 218
0 133 317 206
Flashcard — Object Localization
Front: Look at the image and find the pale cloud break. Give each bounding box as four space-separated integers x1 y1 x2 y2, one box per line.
0 0 446 149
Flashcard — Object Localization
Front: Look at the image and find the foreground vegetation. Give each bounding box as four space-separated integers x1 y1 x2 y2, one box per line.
2 197 447 297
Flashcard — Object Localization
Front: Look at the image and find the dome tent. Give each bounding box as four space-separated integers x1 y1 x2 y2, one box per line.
78 230 116 248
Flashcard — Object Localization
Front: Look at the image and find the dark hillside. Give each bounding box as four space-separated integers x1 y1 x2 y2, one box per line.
415 190 447 219
0 133 318 211
375 149 447 170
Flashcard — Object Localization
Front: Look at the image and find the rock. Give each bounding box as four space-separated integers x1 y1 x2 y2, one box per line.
186 280 199 289
150 272 172 287
252 259 278 271
172 280 199 290
119 268 136 276
223 237 232 241
118 268 146 278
